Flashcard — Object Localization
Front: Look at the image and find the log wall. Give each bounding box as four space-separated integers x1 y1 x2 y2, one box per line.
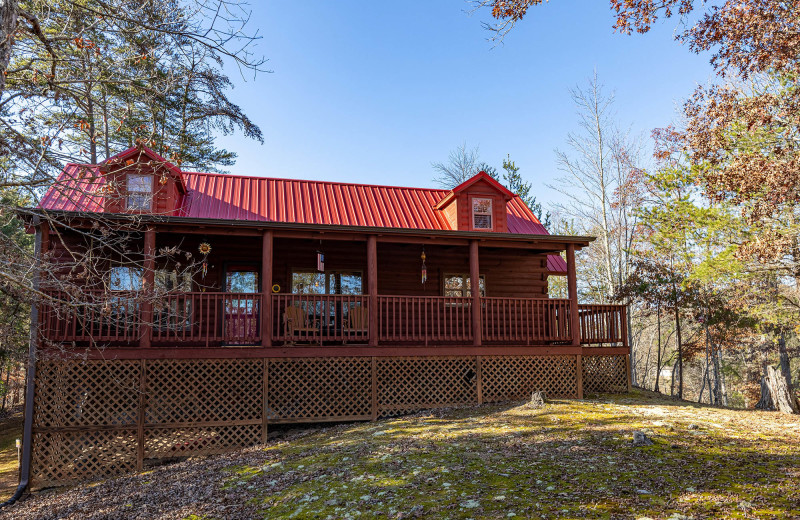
40 231 551 298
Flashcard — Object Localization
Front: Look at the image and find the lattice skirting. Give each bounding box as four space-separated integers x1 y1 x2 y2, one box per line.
583 355 628 393
31 354 628 487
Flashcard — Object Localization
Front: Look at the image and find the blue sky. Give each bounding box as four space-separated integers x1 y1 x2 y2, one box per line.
216 1 713 208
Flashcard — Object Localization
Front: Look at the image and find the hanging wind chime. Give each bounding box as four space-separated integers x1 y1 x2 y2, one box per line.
421 246 427 287
316 240 325 273
198 240 212 280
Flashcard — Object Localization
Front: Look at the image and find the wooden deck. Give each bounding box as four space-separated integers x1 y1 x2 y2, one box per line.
40 292 627 349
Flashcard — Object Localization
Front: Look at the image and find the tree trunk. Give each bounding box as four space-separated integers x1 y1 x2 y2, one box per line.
674 303 684 399
0 362 8 410
765 365 799 414
756 376 774 411
698 362 708 404
717 346 729 406
670 358 679 397
712 344 723 406
0 0 18 96
778 332 793 394
654 302 661 393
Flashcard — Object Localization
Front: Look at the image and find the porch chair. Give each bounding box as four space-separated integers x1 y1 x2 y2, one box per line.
343 305 369 343
283 305 319 344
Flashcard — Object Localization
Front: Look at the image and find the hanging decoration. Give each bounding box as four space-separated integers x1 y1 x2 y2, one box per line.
198 240 212 279
316 240 325 273
421 247 427 286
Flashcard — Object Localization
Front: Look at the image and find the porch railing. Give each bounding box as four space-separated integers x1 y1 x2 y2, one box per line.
41 291 626 347
152 292 262 345
273 294 368 344
377 296 473 344
482 297 572 344
578 304 627 345
41 290 140 343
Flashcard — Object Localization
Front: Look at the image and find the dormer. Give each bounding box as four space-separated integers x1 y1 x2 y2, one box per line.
100 145 186 215
434 171 514 232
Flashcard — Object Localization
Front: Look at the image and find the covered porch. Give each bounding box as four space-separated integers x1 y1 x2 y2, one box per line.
40 224 627 350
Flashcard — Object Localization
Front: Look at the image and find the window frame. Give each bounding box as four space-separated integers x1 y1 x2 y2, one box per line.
126 173 153 211
442 273 486 298
471 196 493 230
153 269 193 333
290 269 364 295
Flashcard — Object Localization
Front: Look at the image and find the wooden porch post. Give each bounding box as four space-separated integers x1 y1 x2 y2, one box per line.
566 243 582 398
566 244 580 346
367 235 378 347
469 240 481 346
261 230 273 347
139 227 155 348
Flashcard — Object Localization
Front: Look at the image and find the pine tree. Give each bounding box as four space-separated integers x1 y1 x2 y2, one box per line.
502 155 550 230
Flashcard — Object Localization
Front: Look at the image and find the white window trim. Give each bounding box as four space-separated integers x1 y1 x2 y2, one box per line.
471 196 493 230
126 173 153 211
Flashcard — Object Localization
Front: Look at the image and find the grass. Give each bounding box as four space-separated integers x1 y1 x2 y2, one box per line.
0 407 22 502
2 390 799 519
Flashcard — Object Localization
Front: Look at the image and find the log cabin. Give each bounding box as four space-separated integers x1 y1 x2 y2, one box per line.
23 145 630 488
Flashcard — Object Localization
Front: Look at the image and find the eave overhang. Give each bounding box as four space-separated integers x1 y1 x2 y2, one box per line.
22 208 596 252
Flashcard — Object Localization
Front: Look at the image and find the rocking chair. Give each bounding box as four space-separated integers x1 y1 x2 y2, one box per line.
343 306 369 343
283 305 319 345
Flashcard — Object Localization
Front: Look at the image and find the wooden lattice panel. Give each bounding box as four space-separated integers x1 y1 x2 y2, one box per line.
377 356 477 417
482 355 577 401
145 359 263 424
34 360 140 428
267 357 371 421
144 424 261 459
31 429 137 487
583 355 628 393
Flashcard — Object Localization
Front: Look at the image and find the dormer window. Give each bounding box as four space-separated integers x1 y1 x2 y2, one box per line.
472 197 493 230
127 174 152 210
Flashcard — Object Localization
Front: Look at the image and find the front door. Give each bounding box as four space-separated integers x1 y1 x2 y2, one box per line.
225 267 259 343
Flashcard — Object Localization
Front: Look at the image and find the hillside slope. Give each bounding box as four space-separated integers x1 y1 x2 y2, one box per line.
3 390 799 520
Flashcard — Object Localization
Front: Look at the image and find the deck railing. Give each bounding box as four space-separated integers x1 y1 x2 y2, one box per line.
482 297 572 344
41 291 626 347
377 296 473 344
273 294 368 344
578 304 627 345
152 292 262 345
41 290 140 343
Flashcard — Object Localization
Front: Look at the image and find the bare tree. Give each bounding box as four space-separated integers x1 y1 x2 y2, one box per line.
549 72 646 388
0 1 267 368
432 142 482 188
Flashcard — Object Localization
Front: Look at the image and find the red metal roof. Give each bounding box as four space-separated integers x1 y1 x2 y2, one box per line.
40 156 566 272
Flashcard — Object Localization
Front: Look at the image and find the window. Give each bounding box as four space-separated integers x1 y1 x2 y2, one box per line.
226 270 258 293
108 266 142 332
126 173 152 210
290 270 363 327
155 269 192 293
443 274 486 298
291 271 363 295
154 270 193 332
110 266 143 291
472 197 493 230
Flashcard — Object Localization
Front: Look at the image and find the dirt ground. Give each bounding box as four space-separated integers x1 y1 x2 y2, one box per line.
0 391 799 519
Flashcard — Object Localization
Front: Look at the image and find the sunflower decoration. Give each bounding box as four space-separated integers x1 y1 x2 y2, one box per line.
199 241 212 278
